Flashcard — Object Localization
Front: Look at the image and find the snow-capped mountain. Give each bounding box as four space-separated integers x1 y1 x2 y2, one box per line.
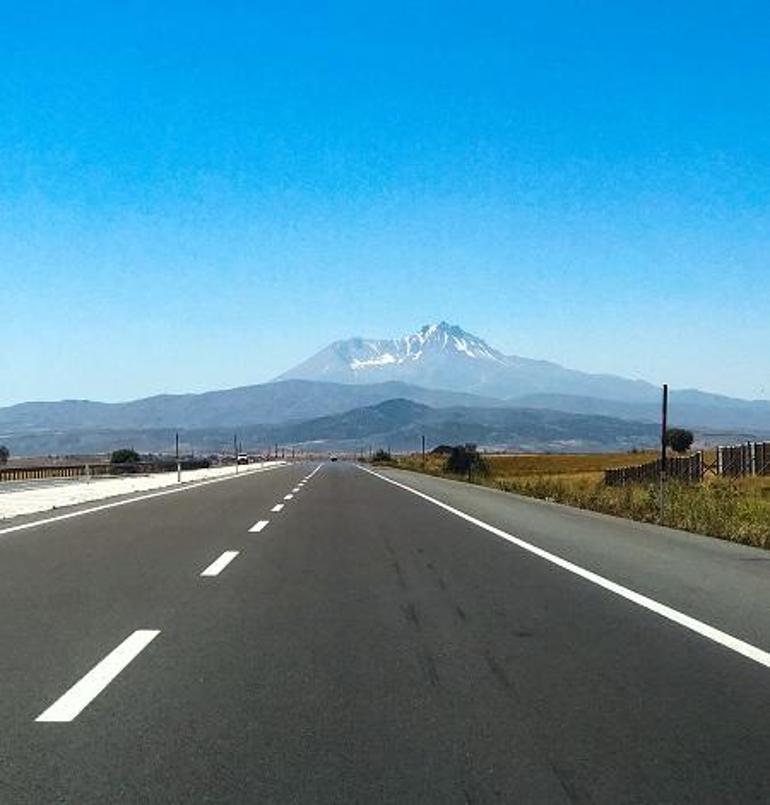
343 322 507 370
277 321 661 402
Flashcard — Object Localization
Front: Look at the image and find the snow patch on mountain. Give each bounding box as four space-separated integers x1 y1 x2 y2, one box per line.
344 322 507 371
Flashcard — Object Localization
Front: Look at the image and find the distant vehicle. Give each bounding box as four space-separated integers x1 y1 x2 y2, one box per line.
329 455 338 462
237 454 249 465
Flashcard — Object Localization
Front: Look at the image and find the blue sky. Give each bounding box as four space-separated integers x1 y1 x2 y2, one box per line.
2 1 769 405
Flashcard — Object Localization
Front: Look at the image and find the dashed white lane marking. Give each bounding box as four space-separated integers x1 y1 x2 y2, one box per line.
300 464 322 483
36 630 160 722
292 487 301 493
200 550 240 577
284 494 294 500
249 520 270 533
359 466 770 670
271 504 284 512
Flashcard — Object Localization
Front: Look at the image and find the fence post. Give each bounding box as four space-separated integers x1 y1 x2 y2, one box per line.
659 384 668 525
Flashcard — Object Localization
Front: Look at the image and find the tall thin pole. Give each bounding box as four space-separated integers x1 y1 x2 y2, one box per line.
660 384 668 524
421 434 426 466
176 432 181 483
234 433 239 474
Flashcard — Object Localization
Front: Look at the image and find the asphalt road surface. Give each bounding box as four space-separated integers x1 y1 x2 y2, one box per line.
1 461 768 804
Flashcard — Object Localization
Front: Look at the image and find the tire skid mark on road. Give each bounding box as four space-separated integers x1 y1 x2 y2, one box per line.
360 465 770 671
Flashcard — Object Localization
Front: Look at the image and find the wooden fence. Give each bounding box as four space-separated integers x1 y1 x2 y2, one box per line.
605 453 704 486
605 441 770 486
0 460 210 484
716 442 770 477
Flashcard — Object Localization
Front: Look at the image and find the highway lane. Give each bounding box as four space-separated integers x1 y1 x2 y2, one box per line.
0 461 768 803
369 466 770 653
0 464 307 752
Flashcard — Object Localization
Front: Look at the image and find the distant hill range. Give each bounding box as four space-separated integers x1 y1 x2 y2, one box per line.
2 322 768 455
2 399 661 456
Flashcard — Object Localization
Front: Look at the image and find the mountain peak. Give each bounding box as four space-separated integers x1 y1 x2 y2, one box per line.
419 320 452 334
409 322 503 362
418 321 465 341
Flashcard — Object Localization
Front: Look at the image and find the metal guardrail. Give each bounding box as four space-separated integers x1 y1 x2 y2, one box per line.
0 460 210 483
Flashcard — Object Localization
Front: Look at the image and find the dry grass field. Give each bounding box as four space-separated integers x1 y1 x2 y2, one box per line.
382 450 770 549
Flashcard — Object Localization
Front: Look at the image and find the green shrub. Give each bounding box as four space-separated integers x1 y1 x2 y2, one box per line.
110 448 141 464
666 428 694 453
444 444 489 478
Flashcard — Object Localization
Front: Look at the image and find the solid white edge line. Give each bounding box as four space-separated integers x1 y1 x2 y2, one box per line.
358 466 770 670
0 463 290 537
200 550 240 577
271 503 284 512
36 629 160 722
249 520 270 533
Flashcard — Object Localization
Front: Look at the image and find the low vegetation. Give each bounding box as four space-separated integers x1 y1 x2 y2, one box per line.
387 450 770 550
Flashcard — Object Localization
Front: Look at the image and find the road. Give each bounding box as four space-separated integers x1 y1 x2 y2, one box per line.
1 461 769 803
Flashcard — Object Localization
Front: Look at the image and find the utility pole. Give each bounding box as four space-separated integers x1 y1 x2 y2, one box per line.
660 384 668 524
234 433 239 474
176 432 181 483
421 434 426 466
